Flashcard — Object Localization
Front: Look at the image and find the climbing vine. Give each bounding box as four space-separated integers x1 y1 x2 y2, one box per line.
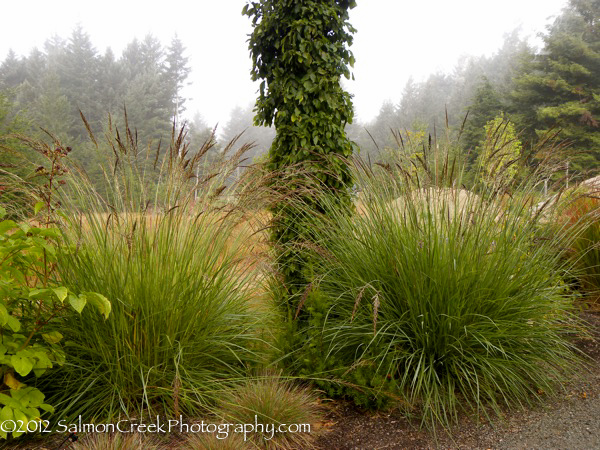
243 0 357 312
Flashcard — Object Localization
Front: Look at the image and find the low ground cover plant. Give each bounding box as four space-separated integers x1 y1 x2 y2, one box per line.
184 431 248 450
214 374 321 449
71 432 162 450
183 374 321 449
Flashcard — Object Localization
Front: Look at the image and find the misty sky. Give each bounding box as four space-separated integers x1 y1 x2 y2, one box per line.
0 1 568 127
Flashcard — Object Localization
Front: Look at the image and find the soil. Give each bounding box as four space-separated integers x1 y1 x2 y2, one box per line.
315 310 600 450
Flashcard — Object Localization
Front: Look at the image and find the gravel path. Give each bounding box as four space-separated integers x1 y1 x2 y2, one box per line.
315 312 600 450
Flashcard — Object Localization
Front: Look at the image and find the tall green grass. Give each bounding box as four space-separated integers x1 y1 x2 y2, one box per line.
293 133 584 428
43 119 274 422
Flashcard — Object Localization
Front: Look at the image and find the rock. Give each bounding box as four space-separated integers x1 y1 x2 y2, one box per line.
580 175 600 191
533 174 600 223
387 187 481 224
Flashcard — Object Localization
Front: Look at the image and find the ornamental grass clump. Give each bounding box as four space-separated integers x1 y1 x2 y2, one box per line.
72 432 161 450
213 374 321 449
184 430 248 450
42 116 275 422
295 135 584 429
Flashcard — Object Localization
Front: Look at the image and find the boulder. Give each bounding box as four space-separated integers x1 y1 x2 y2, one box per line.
388 187 481 223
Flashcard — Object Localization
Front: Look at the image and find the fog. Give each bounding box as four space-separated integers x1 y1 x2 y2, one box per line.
0 0 567 127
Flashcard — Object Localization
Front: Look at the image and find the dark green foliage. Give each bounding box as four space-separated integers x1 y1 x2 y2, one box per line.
511 0 600 171
284 288 396 409
461 77 504 160
244 0 357 307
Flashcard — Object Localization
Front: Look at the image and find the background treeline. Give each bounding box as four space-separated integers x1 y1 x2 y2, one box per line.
0 25 276 191
209 0 600 175
352 0 600 175
0 26 218 183
1 26 194 143
350 29 530 157
1 0 599 185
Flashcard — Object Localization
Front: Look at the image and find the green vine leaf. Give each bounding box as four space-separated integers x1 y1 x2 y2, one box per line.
6 316 20 332
0 305 9 327
41 331 63 345
244 0 356 310
85 292 111 319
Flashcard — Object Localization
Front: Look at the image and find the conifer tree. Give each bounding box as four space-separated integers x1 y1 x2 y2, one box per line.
513 0 600 171
0 50 26 89
165 35 191 123
462 77 504 159
60 25 100 138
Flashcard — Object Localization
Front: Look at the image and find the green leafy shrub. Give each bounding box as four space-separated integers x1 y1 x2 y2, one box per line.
294 144 583 428
0 221 101 438
0 139 110 440
0 211 61 438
